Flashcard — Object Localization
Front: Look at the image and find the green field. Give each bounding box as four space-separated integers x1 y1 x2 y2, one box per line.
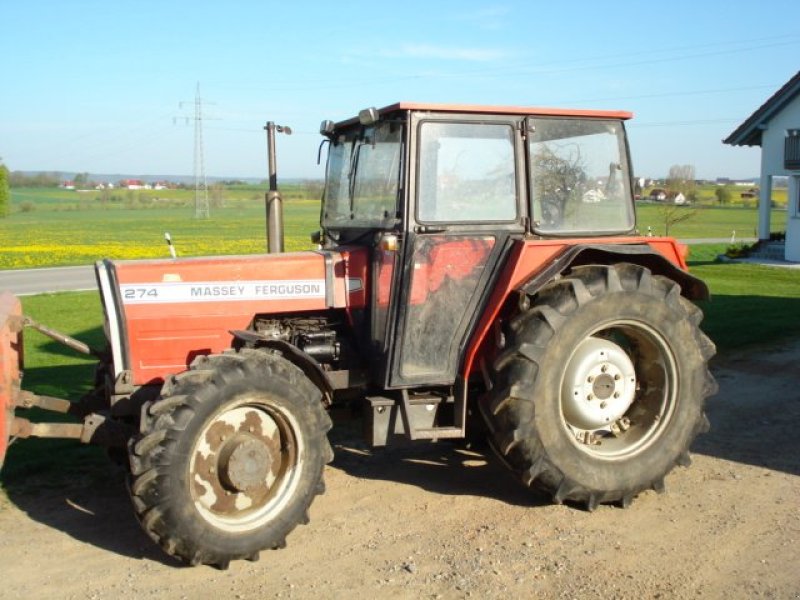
1 185 790 268
2 186 322 268
635 203 786 239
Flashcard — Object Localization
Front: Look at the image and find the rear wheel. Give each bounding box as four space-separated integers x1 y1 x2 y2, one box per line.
128 348 332 567
481 263 716 509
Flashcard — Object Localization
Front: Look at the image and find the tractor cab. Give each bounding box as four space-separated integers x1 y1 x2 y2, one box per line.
318 103 637 392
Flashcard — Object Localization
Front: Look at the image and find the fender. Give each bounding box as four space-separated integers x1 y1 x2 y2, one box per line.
230 330 334 406
462 239 709 385
518 243 709 300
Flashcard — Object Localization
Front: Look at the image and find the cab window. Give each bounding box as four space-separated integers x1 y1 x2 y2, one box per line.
417 122 516 223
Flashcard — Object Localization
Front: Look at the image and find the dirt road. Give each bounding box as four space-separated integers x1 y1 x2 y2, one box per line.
1 341 798 599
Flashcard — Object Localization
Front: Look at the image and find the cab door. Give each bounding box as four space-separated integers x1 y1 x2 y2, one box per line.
387 114 527 387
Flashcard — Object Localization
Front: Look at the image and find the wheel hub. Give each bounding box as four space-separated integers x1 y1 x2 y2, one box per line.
592 373 616 400
220 437 274 493
562 336 637 430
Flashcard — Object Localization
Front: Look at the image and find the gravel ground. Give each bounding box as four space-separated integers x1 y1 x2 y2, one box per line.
0 340 798 599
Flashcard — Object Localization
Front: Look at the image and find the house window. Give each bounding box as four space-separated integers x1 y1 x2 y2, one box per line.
786 129 800 171
795 176 800 217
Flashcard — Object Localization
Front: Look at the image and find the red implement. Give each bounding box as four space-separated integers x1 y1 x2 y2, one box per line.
0 292 23 468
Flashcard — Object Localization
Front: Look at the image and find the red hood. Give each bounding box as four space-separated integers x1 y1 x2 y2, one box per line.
105 248 368 385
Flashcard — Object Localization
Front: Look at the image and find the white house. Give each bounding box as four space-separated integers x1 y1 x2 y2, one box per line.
724 71 800 262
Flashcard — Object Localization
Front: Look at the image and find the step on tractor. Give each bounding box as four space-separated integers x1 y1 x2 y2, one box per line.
0 102 717 568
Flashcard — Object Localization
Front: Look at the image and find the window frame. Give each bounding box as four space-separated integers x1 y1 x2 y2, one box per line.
321 120 405 232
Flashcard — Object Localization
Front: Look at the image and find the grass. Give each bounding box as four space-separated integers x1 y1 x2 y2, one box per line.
1 291 108 492
635 203 786 239
687 245 800 352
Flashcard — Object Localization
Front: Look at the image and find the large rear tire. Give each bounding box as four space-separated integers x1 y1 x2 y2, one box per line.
128 348 333 567
481 264 717 509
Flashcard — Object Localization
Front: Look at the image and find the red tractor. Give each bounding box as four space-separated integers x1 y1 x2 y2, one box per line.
0 103 716 568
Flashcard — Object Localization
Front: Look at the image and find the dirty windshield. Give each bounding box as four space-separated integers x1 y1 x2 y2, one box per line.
323 121 402 230
528 118 634 235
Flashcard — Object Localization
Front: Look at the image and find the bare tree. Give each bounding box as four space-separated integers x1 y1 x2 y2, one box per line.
530 145 586 226
666 164 696 200
659 204 697 236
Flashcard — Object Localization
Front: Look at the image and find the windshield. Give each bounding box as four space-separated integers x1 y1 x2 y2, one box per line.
528 118 634 235
323 121 403 230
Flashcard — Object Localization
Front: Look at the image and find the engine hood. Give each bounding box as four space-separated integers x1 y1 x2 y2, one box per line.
96 248 368 385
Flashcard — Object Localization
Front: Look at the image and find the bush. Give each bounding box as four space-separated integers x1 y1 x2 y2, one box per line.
714 187 732 205
724 242 757 259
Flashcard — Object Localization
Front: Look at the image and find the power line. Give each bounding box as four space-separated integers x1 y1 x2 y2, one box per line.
203 35 800 93
628 118 740 128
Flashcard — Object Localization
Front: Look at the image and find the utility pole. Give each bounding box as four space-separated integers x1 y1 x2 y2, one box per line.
192 83 209 219
178 83 211 219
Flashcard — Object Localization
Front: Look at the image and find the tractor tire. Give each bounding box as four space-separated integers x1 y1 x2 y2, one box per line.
128 348 333 568
481 263 717 510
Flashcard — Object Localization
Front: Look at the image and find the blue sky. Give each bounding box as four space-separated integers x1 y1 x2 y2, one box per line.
1 0 799 180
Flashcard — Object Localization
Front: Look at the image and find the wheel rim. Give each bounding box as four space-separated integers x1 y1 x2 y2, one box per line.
560 320 677 460
189 394 303 532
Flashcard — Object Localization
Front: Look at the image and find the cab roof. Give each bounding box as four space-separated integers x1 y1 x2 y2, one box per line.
334 102 633 127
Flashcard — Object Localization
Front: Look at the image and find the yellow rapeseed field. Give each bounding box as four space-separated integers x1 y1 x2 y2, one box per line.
0 197 320 268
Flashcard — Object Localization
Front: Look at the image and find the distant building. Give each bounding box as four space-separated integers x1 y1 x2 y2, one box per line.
61 181 75 190
121 179 146 190
724 70 800 261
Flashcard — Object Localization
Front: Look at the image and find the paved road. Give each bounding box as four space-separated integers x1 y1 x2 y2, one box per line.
678 237 756 245
0 265 96 296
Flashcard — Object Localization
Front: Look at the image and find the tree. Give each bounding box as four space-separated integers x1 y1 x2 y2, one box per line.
0 163 10 218
666 164 696 200
659 204 697 236
8 171 60 188
714 187 732 205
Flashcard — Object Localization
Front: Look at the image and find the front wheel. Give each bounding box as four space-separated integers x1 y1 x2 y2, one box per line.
481 264 717 509
128 348 333 567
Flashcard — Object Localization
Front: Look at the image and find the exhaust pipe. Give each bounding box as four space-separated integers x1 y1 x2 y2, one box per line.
264 121 292 253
